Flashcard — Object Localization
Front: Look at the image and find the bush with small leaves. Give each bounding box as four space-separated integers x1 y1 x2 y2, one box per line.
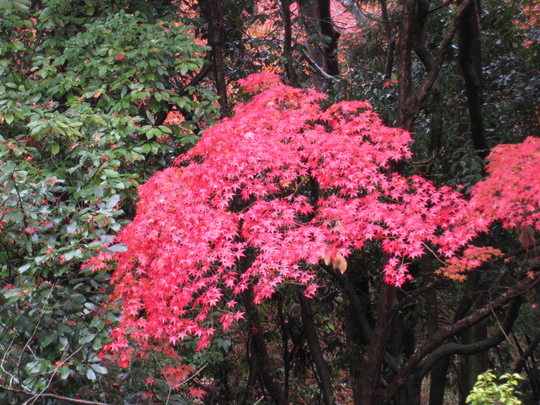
466 370 524 405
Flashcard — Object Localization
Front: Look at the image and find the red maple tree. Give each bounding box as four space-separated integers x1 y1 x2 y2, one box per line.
89 73 539 376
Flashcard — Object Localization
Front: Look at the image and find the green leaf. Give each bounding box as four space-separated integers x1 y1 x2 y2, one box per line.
90 364 108 375
86 367 96 380
51 143 60 155
18 263 31 274
80 332 96 344
109 243 128 252
105 194 120 209
41 333 56 348
59 366 70 380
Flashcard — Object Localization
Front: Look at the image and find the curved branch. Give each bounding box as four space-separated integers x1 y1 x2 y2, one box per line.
296 42 335 80
415 291 522 378
382 268 540 403
514 331 540 373
416 0 474 105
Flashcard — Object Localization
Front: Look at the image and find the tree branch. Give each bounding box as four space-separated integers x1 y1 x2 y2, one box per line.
382 268 540 403
514 330 540 373
297 44 335 80
0 386 110 405
415 290 522 378
416 0 474 106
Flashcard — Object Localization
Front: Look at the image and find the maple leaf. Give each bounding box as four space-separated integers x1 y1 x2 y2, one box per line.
469 137 540 232
87 73 537 373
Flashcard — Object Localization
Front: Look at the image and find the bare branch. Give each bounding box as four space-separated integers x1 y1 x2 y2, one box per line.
0 386 110 405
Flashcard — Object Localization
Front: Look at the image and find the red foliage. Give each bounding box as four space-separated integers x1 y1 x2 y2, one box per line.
90 73 540 374
469 136 540 230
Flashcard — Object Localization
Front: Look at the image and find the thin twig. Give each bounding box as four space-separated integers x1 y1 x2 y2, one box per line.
0 386 110 405
181 363 208 385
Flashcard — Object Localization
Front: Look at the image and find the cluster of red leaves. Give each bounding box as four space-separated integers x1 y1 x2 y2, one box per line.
437 246 503 282
469 137 540 230
91 73 540 375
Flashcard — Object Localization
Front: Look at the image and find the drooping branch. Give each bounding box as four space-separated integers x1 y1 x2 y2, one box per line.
297 43 335 80
336 0 366 24
154 58 215 128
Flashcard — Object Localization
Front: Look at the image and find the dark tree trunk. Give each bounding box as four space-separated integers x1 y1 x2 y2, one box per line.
396 0 417 131
299 294 335 405
298 0 340 91
396 0 475 131
457 0 488 158
360 283 399 404
411 0 444 154
459 324 488 405
321 263 376 404
242 287 287 405
379 0 395 81
238 248 286 405
281 0 299 87
457 273 488 405
318 0 340 76
514 331 540 401
205 0 229 117
425 270 452 405
242 339 259 405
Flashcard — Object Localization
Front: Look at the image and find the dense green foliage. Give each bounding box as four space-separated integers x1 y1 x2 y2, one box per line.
0 0 217 403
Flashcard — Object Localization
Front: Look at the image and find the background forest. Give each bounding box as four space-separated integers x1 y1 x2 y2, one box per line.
1 0 539 404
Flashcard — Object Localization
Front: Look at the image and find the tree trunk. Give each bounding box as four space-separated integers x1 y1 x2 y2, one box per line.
360 283 399 404
380 0 395 81
205 0 229 117
457 273 488 405
457 0 488 158
298 0 340 91
299 294 335 405
396 0 475 131
281 0 299 87
242 287 287 405
459 323 488 405
396 0 417 131
238 248 286 405
242 338 259 405
322 263 376 403
412 0 444 154
426 277 452 405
